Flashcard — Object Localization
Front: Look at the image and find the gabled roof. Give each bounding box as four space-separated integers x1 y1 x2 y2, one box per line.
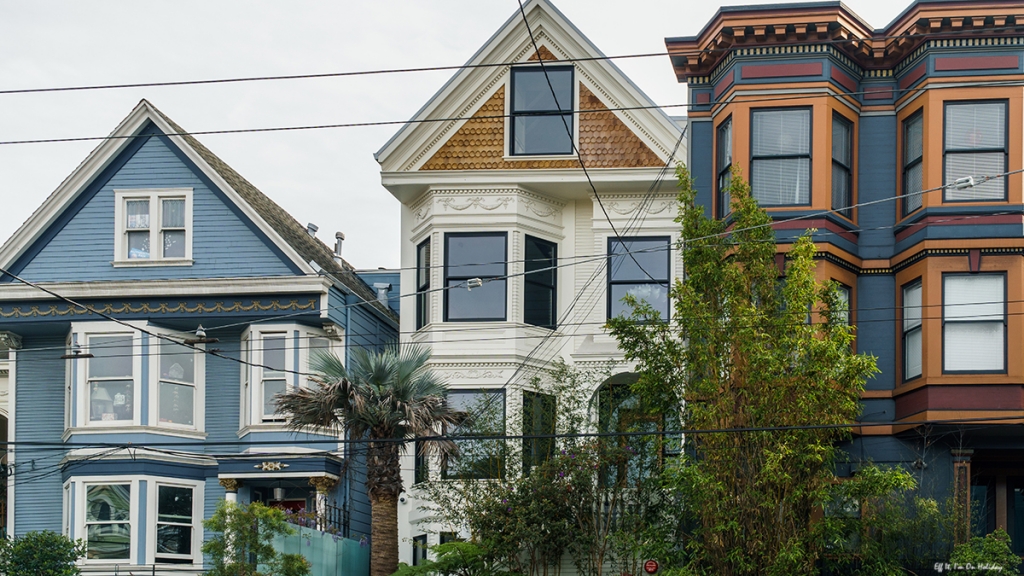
0 100 396 323
375 0 683 174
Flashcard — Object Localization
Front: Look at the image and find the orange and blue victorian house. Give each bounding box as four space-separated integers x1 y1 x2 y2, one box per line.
669 0 1024 546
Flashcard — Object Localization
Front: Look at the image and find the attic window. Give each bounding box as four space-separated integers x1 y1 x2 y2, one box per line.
510 66 574 155
114 189 193 265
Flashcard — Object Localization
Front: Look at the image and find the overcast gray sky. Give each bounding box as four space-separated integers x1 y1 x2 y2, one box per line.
0 0 903 270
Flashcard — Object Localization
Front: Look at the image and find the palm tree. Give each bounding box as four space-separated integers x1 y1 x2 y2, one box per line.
277 345 462 576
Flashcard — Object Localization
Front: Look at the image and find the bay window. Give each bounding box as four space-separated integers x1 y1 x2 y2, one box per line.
154 484 195 563
903 281 922 381
241 325 333 426
943 274 1005 373
944 101 1008 202
85 483 132 560
157 340 197 427
416 239 430 330
442 389 505 479
444 233 507 322
750 108 811 206
86 334 136 423
608 237 670 319
114 188 193 263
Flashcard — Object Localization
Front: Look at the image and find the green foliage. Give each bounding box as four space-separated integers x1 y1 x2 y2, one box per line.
0 530 86 576
948 529 1019 576
393 541 495 576
202 500 311 576
608 166 885 576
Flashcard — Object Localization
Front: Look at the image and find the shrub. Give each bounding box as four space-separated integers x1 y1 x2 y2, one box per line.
0 530 86 576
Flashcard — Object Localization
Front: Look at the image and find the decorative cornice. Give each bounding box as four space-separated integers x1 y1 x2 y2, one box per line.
0 298 318 319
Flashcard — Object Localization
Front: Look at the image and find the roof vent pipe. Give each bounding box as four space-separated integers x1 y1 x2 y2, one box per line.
306 223 319 238
334 232 345 264
373 283 392 305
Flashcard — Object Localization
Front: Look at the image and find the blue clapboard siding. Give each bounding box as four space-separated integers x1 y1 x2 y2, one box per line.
14 334 68 536
346 443 372 540
356 271 401 315
18 136 297 282
348 305 395 361
205 335 242 446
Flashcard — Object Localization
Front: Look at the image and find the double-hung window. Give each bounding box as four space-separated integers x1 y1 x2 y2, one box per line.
750 108 811 206
832 114 853 217
943 274 1005 373
260 333 288 422
85 483 132 560
86 333 137 424
835 283 852 326
444 233 507 322
241 325 331 426
524 236 557 329
903 281 922 381
608 237 670 319
510 66 574 156
416 240 431 330
157 340 198 427
442 389 505 479
902 111 924 215
114 189 192 263
944 101 1008 202
154 484 195 564
716 117 733 218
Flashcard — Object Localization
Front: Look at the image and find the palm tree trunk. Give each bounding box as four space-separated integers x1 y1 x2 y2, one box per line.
370 491 399 576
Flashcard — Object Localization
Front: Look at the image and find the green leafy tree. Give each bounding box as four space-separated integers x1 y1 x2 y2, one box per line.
276 345 463 576
202 500 310 576
948 529 1019 576
0 530 86 576
609 166 883 576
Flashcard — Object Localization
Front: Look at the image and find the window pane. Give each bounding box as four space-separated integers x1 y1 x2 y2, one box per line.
524 236 557 329
161 341 194 384
832 116 851 166
944 152 1005 200
127 231 150 259
86 485 131 521
945 276 1003 321
946 103 1005 150
904 283 922 331
751 157 811 205
87 524 131 560
832 163 851 212
446 279 506 320
90 335 133 378
263 378 287 416
513 115 573 155
905 115 923 163
836 285 851 325
161 199 185 228
717 119 732 169
905 328 922 379
905 163 923 213
523 391 555 474
159 382 194 426
609 238 669 282
752 109 810 156
945 322 1004 372
446 235 505 278
263 335 287 377
513 68 573 112
417 241 430 288
126 200 150 229
158 486 193 524
157 524 192 556
163 231 186 258
610 283 669 319
444 390 505 479
90 380 134 422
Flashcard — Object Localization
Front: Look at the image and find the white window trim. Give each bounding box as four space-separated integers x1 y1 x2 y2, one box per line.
146 478 205 566
68 475 204 567
147 329 206 433
112 188 194 266
73 322 144 429
241 324 332 427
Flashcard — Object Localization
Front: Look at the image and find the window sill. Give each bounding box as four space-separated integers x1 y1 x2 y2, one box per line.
62 425 207 441
503 153 578 162
238 423 338 438
112 258 194 268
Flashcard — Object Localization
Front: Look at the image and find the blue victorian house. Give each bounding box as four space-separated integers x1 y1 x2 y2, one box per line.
0 100 396 573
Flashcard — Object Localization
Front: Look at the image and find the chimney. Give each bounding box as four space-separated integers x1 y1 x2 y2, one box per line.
334 232 345 264
373 283 392 305
306 223 319 238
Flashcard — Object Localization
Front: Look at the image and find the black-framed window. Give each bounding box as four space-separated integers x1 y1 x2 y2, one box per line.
832 113 853 218
414 439 428 485
444 233 507 322
412 534 428 566
836 283 852 326
716 116 733 218
944 101 1008 202
903 280 922 381
440 532 461 545
442 389 505 480
416 240 430 330
522 390 555 475
524 236 557 329
943 273 1006 373
903 111 924 215
750 108 811 206
510 66 574 155
608 237 670 319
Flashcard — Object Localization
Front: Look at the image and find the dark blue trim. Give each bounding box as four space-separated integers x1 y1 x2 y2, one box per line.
62 457 213 481
217 455 343 476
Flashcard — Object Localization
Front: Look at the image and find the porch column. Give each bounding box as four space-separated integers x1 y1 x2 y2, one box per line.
952 449 973 544
219 478 242 504
309 476 339 531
